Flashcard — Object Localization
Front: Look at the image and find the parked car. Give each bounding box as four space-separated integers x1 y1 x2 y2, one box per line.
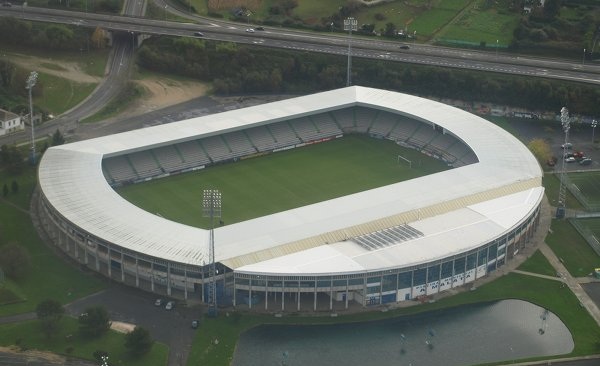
561 142 573 149
154 298 163 306
191 320 200 329
165 301 175 310
564 156 576 163
580 158 592 166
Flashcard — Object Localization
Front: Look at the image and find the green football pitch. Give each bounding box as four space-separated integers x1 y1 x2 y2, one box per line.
567 171 600 210
116 135 450 229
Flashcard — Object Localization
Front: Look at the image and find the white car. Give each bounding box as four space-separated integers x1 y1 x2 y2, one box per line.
564 157 576 163
154 298 163 306
165 301 175 310
246 28 255 33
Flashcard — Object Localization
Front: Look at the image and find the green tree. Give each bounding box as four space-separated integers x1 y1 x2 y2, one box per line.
79 306 111 337
124 326 154 356
528 138 552 166
11 180 18 194
544 0 561 18
51 129 65 146
2 183 7 197
0 243 31 280
45 25 74 50
384 22 396 37
36 299 65 339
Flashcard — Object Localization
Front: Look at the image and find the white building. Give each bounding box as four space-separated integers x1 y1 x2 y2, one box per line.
37 86 543 312
0 109 24 136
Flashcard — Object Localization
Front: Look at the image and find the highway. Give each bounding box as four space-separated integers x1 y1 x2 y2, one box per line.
0 2 599 147
1 4 600 86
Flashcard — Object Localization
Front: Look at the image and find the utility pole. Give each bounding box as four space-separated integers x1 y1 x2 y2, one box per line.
26 71 38 165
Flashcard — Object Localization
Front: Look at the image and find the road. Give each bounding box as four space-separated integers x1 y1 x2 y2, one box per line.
0 4 599 86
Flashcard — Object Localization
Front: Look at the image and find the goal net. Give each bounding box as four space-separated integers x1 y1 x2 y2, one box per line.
397 155 412 168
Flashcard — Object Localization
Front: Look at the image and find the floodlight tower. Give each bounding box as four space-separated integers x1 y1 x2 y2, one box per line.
203 189 221 317
344 17 358 87
556 107 570 219
26 71 38 165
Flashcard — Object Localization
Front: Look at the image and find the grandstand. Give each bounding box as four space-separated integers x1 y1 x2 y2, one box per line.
37 86 543 312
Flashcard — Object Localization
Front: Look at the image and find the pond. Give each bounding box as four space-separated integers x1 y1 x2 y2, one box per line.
232 299 573 366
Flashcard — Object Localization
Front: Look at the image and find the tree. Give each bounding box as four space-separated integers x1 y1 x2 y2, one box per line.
91 27 108 49
11 180 18 194
36 299 65 339
51 129 65 146
0 243 31 280
79 306 111 337
544 0 561 19
45 25 74 50
124 326 154 356
527 138 552 166
2 183 7 197
384 22 396 37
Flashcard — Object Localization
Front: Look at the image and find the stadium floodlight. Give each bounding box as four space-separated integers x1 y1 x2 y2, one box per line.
202 189 221 317
344 17 358 87
26 71 38 165
556 107 570 219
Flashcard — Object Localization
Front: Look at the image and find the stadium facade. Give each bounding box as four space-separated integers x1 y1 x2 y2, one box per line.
37 86 543 311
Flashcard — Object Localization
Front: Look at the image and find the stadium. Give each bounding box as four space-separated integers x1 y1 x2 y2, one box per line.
37 86 544 312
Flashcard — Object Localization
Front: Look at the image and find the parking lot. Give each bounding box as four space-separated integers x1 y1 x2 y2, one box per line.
65 284 202 366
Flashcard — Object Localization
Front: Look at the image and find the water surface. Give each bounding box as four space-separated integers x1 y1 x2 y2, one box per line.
232 300 573 366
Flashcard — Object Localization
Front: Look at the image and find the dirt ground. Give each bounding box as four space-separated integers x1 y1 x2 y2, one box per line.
5 53 209 117
0 345 66 363
127 78 209 117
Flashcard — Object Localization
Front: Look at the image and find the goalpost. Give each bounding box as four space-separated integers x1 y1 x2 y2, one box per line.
397 155 412 168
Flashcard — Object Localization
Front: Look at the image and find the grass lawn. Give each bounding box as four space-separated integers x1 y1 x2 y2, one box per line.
517 249 557 277
0 167 106 316
187 273 600 366
566 171 600 210
437 4 519 45
35 72 97 116
546 219 600 277
0 317 168 366
573 218 600 241
116 135 449 228
543 173 585 212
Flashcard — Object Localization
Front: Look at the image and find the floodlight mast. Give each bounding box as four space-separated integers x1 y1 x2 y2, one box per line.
26 71 38 165
556 107 570 219
202 189 221 317
344 17 357 87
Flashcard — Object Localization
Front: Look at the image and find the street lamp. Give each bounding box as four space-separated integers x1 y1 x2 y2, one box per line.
495 39 499 59
343 17 358 87
25 71 38 165
592 119 598 143
583 48 586 65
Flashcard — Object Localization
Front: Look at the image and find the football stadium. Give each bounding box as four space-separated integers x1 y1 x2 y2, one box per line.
37 86 544 312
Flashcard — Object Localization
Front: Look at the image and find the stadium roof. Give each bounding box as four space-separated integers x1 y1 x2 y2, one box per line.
39 86 543 274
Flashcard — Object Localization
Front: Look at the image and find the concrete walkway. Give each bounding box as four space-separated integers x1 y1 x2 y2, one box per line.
537 241 600 325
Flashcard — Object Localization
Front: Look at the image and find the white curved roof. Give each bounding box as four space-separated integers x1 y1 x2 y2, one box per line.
38 86 543 274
